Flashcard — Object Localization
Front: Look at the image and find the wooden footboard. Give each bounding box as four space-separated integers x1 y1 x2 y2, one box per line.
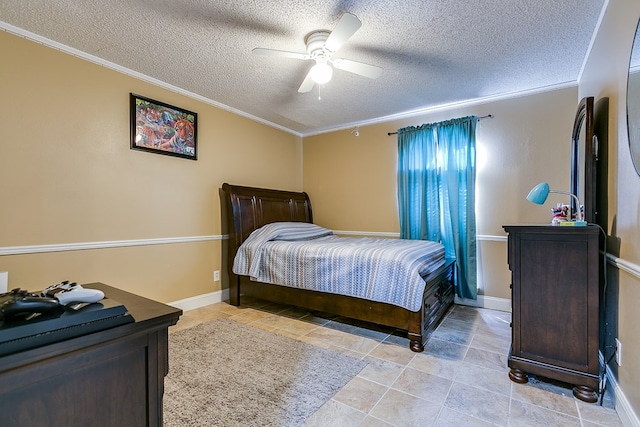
407 259 456 352
222 183 455 352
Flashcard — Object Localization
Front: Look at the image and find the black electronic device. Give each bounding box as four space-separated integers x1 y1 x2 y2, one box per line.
0 288 61 321
0 296 134 356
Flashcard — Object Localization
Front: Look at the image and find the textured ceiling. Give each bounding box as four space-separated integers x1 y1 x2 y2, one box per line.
0 0 605 136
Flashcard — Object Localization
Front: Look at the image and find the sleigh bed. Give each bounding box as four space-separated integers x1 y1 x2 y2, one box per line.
222 183 455 352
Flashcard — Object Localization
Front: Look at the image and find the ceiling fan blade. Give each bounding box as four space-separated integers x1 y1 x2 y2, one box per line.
298 69 315 93
252 48 309 60
324 13 362 53
332 58 383 79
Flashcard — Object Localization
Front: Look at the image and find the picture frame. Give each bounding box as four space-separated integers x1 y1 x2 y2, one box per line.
130 93 198 160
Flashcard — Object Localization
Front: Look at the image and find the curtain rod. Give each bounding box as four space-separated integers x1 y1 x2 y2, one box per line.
386 114 494 136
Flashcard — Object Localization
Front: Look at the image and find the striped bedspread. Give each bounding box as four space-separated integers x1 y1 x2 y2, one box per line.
233 222 445 312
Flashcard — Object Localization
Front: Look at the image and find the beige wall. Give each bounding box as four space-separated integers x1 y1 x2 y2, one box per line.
3 3 639 419
0 31 302 302
579 0 640 418
303 87 578 299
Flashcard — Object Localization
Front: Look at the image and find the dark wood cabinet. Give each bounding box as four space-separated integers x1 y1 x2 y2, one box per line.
503 225 600 402
0 283 182 426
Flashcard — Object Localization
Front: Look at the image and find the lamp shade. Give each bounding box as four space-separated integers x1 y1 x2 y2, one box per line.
526 182 550 205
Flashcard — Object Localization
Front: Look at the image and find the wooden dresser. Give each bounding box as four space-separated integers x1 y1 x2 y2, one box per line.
503 225 600 402
0 283 182 426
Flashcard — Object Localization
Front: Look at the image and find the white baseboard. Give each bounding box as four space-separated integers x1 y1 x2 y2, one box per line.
455 295 512 312
604 366 640 427
168 288 229 312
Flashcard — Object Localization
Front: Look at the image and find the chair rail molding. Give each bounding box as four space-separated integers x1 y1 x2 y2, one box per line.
0 235 227 256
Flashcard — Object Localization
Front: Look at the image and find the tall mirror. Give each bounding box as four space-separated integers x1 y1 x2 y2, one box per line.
571 97 596 223
628 18 640 176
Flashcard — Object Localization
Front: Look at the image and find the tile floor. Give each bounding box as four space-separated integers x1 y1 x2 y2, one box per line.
170 299 623 427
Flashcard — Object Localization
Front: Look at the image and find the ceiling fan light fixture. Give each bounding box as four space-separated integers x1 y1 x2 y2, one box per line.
253 13 382 94
310 62 333 84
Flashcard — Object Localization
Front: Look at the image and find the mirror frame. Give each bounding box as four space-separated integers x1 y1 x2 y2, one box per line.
571 96 596 223
627 18 640 176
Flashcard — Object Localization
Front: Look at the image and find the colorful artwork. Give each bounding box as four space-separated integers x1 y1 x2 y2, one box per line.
130 94 197 160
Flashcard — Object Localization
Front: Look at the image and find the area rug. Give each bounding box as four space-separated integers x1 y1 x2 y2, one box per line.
164 318 367 427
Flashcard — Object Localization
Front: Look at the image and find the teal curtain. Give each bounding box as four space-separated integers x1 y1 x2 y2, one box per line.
397 116 477 300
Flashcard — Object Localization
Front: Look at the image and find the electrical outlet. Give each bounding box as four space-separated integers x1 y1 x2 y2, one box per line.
213 270 220 282
616 338 622 366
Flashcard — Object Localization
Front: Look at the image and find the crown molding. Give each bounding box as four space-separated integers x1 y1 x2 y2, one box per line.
3 21 578 139
0 22 303 138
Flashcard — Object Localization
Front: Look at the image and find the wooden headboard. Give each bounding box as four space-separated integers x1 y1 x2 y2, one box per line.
221 183 313 255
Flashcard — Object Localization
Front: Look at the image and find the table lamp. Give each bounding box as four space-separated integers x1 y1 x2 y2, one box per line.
526 182 587 226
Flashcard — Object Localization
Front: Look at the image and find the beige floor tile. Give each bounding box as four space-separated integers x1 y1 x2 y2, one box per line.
517 374 576 399
194 301 237 313
408 352 462 381
172 301 624 427
170 310 230 333
252 312 300 328
247 320 278 332
369 388 441 426
194 310 232 323
423 337 469 361
438 315 478 333
452 362 512 396
300 312 333 326
333 376 389 413
368 341 417 366
228 308 274 323
446 305 483 323
444 382 509 425
251 312 322 337
169 316 199 333
380 333 412 350
431 318 476 346
434 407 495 426
508 399 581 426
391 367 452 405
325 319 392 342
463 346 508 372
474 313 511 339
577 400 625 427
358 356 405 386
468 330 510 355
275 318 322 336
297 333 368 359
358 415 394 426
305 325 381 354
303 399 367 427
273 327 309 340
511 382 579 417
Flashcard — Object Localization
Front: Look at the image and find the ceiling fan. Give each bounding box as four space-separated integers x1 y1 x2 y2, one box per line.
252 12 383 93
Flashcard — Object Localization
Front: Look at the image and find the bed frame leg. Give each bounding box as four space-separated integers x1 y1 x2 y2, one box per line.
229 277 240 306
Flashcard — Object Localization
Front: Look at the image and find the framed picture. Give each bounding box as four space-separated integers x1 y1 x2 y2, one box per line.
130 93 197 160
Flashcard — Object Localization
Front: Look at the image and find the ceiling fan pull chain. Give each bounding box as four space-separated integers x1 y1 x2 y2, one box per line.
318 85 322 100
